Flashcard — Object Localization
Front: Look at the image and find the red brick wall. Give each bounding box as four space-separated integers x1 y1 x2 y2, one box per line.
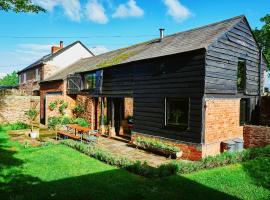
131 133 202 161
243 125 270 148
76 95 96 129
40 81 64 123
203 98 243 156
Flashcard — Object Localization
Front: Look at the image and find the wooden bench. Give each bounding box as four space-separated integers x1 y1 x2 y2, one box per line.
57 131 81 140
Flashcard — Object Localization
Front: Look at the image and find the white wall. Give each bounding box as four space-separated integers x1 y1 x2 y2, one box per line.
46 42 92 74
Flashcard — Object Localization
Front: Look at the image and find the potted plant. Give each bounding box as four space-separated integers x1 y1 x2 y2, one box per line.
25 107 39 139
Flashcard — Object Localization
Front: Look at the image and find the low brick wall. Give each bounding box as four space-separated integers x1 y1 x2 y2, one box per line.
131 133 202 161
0 95 40 124
243 125 270 148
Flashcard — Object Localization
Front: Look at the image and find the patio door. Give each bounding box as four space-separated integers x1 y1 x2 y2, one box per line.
107 98 124 136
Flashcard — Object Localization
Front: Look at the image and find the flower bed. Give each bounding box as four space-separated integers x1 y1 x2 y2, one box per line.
134 137 182 159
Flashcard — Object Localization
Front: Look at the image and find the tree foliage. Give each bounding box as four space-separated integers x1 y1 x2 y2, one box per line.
253 14 270 69
0 0 45 13
0 71 18 86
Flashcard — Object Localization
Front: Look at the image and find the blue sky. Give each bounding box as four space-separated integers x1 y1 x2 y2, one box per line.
0 0 269 84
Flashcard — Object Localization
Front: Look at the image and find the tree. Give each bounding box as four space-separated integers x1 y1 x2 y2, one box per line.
0 0 45 13
253 14 270 70
0 71 18 86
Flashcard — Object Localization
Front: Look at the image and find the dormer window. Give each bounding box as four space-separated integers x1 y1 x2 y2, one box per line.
237 59 246 92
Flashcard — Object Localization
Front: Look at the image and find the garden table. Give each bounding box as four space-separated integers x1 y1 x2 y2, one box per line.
67 124 92 142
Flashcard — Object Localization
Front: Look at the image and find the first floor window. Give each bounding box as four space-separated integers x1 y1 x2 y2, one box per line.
237 59 246 92
84 73 97 89
165 98 189 129
240 98 249 125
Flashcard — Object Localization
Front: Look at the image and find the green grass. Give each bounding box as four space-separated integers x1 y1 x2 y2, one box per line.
0 126 269 200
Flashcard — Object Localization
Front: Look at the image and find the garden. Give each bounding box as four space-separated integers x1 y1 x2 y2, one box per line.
0 123 269 200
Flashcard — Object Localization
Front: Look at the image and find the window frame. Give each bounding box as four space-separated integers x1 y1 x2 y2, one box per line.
164 98 190 130
83 72 97 90
237 59 246 92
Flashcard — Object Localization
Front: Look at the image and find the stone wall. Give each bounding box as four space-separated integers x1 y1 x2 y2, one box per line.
0 95 40 124
203 98 243 156
243 125 270 148
19 67 40 95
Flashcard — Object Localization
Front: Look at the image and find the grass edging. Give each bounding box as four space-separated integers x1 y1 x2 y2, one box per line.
61 139 270 177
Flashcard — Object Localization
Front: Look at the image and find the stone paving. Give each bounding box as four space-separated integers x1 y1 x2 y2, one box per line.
97 136 172 167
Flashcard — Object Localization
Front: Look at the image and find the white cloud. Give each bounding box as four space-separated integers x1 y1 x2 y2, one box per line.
163 0 191 22
85 0 109 24
112 0 144 18
90 45 109 55
33 0 81 21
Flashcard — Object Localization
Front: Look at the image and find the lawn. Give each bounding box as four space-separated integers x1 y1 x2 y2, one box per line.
0 126 269 200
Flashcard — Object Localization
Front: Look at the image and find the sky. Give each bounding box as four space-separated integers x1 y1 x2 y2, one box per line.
0 0 269 84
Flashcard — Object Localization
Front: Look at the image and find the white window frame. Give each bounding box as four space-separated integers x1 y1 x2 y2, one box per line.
35 68 40 81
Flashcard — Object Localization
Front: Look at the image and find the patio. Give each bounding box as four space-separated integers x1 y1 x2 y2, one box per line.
97 136 171 167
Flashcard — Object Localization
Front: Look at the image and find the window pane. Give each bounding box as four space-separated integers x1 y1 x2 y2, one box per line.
237 60 246 91
84 73 97 89
166 98 188 129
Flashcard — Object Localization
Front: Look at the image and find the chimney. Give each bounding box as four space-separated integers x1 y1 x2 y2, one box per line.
159 28 165 40
51 41 64 54
60 41 63 48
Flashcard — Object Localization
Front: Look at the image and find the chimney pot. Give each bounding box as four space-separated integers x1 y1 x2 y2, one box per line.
159 28 165 40
60 41 64 48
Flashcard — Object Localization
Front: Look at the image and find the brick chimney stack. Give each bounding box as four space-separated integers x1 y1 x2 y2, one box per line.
51 41 64 54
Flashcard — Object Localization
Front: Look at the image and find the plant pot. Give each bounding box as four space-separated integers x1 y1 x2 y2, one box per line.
29 129 40 139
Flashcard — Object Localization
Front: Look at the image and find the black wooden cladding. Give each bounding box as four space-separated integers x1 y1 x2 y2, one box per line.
205 18 262 95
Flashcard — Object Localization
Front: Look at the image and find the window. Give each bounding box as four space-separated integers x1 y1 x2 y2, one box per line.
165 98 189 129
35 68 40 81
84 73 97 89
240 98 249 125
23 73 26 83
237 60 246 91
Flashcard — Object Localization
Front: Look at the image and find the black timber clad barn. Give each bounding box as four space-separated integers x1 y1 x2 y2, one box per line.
41 15 267 158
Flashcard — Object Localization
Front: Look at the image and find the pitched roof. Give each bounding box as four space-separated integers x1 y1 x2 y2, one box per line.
17 41 94 74
43 15 245 82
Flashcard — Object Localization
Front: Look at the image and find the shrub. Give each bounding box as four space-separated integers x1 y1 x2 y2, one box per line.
49 101 57 111
135 137 180 153
59 102 68 115
10 122 30 130
73 104 85 117
74 118 89 127
48 116 60 130
25 108 39 131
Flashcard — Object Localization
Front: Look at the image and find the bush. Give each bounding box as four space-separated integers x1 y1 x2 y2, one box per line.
74 118 89 127
73 104 85 117
10 122 30 130
49 101 57 111
48 116 60 130
59 102 68 115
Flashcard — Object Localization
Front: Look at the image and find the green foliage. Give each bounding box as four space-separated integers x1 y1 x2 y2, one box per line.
74 118 89 127
135 137 180 153
10 121 30 130
73 104 85 117
49 101 57 111
24 108 39 131
48 116 74 130
59 102 68 115
253 14 270 69
0 0 46 13
0 71 18 86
